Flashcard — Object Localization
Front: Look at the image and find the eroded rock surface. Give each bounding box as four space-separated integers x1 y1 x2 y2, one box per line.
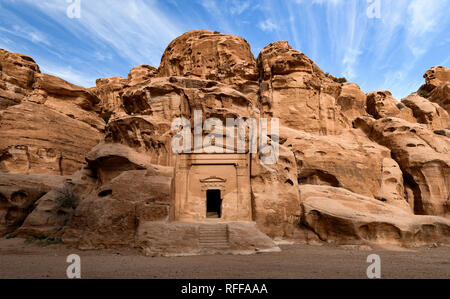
1 33 450 250
0 173 65 236
257 41 350 135
418 66 450 113
158 30 259 103
402 94 450 131
366 90 415 122
0 102 102 175
355 116 450 217
63 169 173 249
300 185 450 246
0 50 104 176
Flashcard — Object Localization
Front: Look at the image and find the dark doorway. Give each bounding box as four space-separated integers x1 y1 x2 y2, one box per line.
206 190 222 218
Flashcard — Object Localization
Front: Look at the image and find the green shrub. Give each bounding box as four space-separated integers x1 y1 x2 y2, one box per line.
25 236 63 247
56 186 79 210
397 103 405 110
325 72 347 84
334 77 347 84
103 115 111 124
418 89 430 98
101 112 113 125
434 130 447 137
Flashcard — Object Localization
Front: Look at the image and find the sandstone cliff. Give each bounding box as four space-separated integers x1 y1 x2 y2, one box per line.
1 30 449 252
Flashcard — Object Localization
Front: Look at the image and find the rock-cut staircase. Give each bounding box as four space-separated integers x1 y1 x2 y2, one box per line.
199 224 230 249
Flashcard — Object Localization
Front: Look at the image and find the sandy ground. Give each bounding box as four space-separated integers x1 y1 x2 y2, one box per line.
0 238 449 279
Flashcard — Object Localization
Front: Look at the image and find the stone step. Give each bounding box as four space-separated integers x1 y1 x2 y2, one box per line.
199 241 229 245
200 240 228 243
199 224 229 249
200 231 227 238
199 234 228 238
200 244 229 247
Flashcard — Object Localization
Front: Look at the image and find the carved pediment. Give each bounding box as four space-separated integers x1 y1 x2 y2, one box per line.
200 176 227 191
200 176 227 184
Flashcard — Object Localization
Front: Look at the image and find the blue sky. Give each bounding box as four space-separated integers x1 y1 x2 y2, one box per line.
0 0 449 100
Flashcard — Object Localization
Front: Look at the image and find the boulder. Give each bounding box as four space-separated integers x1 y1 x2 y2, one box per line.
63 169 173 249
15 168 97 238
418 66 450 94
402 93 450 131
300 185 450 246
366 90 415 122
417 66 450 113
0 172 65 236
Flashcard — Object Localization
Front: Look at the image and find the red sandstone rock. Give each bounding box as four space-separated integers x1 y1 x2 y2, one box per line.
355 116 450 217
300 185 450 246
1 31 450 251
418 66 450 113
402 93 450 131
0 50 104 176
0 173 66 236
366 90 415 122
257 41 352 135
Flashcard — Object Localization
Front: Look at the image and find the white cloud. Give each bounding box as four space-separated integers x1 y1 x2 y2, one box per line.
0 25 51 47
258 19 278 32
295 0 342 5
40 64 97 87
15 0 182 66
229 0 251 15
407 0 446 37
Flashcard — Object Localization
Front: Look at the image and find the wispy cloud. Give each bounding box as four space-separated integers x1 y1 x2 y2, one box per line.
17 0 182 66
258 19 278 32
0 0 448 97
40 64 98 88
229 0 251 15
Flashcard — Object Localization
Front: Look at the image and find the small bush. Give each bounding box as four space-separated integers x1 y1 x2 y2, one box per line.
102 112 112 125
434 130 447 137
334 77 347 84
56 186 79 210
103 115 111 124
25 236 63 247
325 72 347 84
418 89 430 98
397 103 405 110
40 237 63 247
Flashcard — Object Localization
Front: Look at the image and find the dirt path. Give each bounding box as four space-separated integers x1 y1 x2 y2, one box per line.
0 238 449 279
